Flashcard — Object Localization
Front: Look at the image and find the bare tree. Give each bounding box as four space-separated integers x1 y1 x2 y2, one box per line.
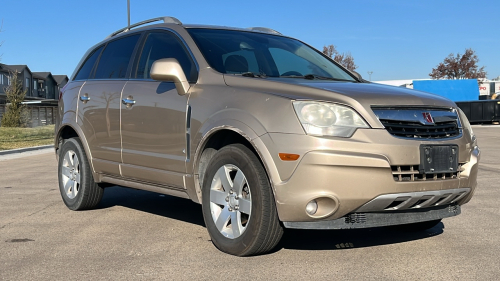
322 44 358 71
429 48 487 80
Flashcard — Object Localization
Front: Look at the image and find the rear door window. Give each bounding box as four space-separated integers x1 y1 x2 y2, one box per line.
135 32 198 82
74 46 103 80
94 34 141 79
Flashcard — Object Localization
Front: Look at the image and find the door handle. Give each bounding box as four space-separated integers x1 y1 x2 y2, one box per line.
80 94 90 103
122 96 136 108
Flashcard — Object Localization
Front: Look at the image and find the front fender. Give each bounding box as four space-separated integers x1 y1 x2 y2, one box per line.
188 111 283 203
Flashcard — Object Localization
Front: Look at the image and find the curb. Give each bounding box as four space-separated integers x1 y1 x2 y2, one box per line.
0 145 54 156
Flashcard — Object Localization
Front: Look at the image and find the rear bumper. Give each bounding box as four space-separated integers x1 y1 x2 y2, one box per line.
283 204 460 230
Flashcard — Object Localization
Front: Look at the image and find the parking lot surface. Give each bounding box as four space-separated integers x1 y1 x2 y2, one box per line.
1 126 499 280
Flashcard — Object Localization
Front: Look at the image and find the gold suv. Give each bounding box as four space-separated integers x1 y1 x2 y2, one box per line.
55 17 479 256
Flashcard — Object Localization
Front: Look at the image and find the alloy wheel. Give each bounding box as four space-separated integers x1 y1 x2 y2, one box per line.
61 150 81 199
209 164 252 239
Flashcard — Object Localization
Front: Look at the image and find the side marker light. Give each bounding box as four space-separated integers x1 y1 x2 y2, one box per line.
279 153 300 161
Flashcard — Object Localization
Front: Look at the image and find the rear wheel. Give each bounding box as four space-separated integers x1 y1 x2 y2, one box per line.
58 138 103 210
201 144 283 256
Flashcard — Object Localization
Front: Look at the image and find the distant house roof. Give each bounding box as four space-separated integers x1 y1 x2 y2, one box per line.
53 75 69 86
0 64 33 76
32 72 52 80
4 64 31 73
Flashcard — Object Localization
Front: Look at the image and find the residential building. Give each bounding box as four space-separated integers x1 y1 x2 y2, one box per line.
0 64 34 102
53 75 69 93
0 63 68 127
32 72 58 100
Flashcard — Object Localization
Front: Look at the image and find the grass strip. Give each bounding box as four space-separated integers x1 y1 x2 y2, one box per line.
0 125 55 150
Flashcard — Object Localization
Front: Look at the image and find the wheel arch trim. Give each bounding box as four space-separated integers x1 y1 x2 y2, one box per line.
190 121 281 204
56 123 98 180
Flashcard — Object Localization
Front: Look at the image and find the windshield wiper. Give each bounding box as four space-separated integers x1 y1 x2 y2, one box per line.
280 74 356 82
303 74 355 82
241 72 267 78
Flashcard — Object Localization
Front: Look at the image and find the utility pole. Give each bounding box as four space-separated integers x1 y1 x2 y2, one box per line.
367 71 373 81
127 0 131 30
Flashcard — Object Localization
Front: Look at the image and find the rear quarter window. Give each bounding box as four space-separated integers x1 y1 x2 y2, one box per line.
74 46 103 80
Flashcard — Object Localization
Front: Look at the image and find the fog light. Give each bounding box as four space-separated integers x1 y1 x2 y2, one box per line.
306 200 318 215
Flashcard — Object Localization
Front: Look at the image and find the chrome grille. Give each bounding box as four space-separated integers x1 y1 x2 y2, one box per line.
391 164 462 182
372 107 462 140
380 120 460 139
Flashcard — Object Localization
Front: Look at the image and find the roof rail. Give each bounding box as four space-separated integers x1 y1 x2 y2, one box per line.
247 27 282 35
106 16 182 39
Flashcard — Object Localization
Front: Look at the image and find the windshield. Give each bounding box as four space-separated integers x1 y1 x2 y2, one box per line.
187 28 356 81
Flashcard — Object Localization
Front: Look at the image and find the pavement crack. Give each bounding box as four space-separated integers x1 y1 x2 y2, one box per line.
0 222 14 230
27 202 59 217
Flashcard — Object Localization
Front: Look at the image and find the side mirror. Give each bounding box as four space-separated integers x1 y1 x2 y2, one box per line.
150 58 190 95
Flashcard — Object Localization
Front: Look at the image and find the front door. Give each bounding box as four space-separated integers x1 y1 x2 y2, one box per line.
119 30 198 188
120 81 188 188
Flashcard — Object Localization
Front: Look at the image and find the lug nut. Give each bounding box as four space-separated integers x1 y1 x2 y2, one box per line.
228 207 233 211
235 206 239 210
229 190 233 194
225 197 229 202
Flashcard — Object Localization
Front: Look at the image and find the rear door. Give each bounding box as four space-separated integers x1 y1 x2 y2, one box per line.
120 30 198 188
78 34 141 176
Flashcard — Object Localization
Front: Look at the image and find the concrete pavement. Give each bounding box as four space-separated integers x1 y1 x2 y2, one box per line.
0 125 499 280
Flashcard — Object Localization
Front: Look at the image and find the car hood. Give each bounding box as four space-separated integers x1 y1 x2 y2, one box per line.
294 80 454 106
223 75 457 128
225 76 455 107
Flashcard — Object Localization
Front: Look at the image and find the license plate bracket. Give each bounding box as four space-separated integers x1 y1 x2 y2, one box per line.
420 145 458 174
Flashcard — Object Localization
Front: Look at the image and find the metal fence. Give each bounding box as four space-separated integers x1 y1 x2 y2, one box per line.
0 105 57 127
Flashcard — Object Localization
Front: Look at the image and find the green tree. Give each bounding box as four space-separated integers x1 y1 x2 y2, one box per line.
1 71 29 127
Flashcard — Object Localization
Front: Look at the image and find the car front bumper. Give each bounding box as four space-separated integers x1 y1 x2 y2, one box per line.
257 128 479 223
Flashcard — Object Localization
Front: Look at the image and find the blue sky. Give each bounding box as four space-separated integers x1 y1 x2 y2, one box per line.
0 0 498 81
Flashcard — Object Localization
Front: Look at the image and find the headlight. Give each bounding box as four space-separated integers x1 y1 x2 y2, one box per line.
293 101 369 137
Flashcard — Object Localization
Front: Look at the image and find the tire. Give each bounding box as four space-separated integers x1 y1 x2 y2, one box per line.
201 144 283 256
58 137 104 210
390 219 442 232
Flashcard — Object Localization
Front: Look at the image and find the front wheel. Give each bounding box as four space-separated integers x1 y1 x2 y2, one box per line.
201 144 283 256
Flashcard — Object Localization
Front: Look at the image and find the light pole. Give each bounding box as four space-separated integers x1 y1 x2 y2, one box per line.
127 0 131 29
367 71 373 81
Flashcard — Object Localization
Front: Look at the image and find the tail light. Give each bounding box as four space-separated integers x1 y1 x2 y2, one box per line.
59 84 68 100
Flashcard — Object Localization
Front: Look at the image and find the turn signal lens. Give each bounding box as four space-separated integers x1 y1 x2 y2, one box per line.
279 153 300 161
